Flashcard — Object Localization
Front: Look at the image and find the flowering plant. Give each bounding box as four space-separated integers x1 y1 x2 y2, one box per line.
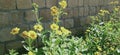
10 0 86 55
9 0 120 55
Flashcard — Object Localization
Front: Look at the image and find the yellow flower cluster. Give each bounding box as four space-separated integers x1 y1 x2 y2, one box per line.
109 1 119 5
21 31 28 38
28 31 37 39
28 51 35 55
60 27 71 35
50 23 59 30
114 6 120 12
55 30 62 35
85 29 90 33
59 0 67 9
50 6 59 16
22 30 37 40
10 27 38 39
97 45 102 51
10 27 20 35
98 10 110 16
50 23 71 35
34 24 43 32
110 47 115 51
94 52 101 55
50 0 67 24
86 29 90 32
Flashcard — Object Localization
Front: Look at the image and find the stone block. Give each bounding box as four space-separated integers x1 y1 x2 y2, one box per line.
33 0 45 8
79 7 84 16
46 0 57 8
64 8 73 18
104 0 114 5
0 0 16 10
79 17 86 26
103 0 109 5
68 0 78 7
89 0 99 6
73 8 79 17
39 9 52 21
19 24 30 31
79 17 91 26
78 0 83 6
100 6 108 10
64 18 74 28
89 7 96 15
25 10 37 23
99 0 114 6
0 28 16 42
96 7 101 13
84 0 89 6
9 11 24 25
74 17 81 27
44 22 51 30
0 12 9 27
98 0 102 5
85 17 91 25
17 0 32 9
6 41 22 50
84 7 89 16
60 20 64 27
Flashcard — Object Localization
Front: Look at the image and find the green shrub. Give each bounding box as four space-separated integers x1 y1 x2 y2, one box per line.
84 3 120 54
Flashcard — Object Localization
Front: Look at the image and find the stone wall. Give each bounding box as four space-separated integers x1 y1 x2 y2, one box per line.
0 0 119 54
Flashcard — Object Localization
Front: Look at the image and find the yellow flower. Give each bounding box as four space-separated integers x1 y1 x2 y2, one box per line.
50 23 59 30
28 51 35 55
78 53 82 55
50 6 59 16
10 27 20 35
55 30 62 35
28 30 37 40
86 29 90 32
110 47 115 51
98 10 109 16
97 46 102 51
21 31 28 38
59 0 67 9
94 52 101 55
109 1 119 5
60 27 71 35
100 10 110 14
53 17 59 23
98 13 104 16
34 24 43 32
114 7 119 11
